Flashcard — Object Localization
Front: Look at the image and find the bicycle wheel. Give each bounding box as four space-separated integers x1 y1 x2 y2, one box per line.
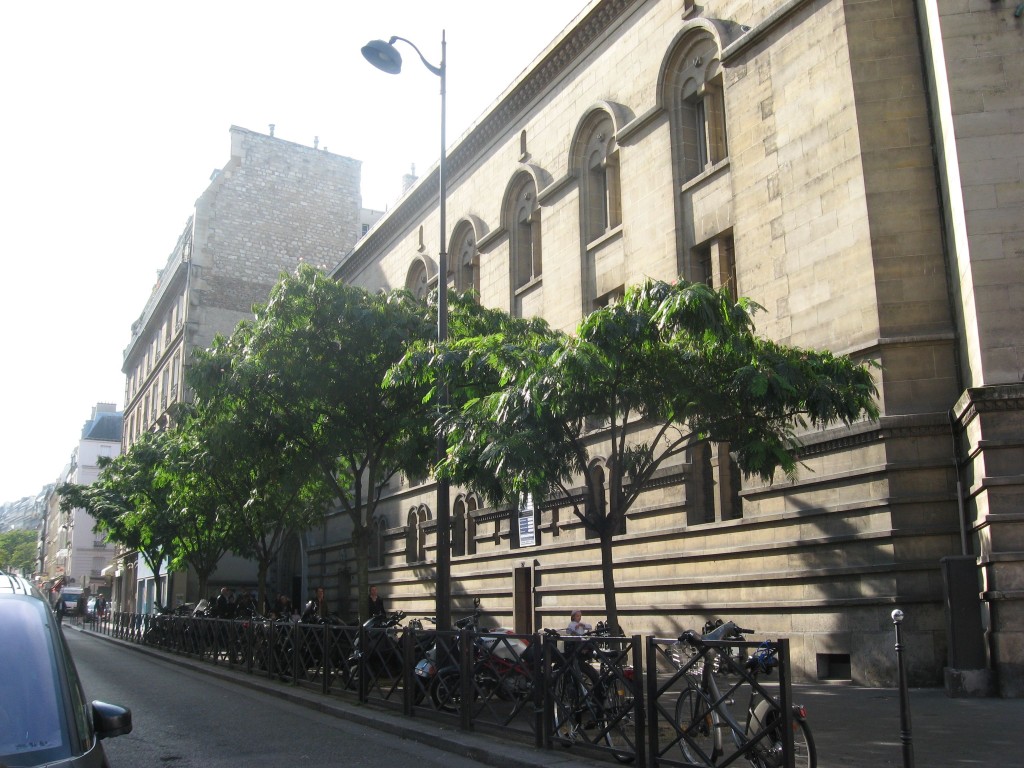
750 709 816 768
675 686 719 766
430 669 462 713
601 681 636 763
792 720 816 768
551 669 582 745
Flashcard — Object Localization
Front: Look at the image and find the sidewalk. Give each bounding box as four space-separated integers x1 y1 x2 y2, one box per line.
76 625 1024 766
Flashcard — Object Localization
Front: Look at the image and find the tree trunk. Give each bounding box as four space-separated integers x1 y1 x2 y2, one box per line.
352 522 369 623
599 527 619 632
257 560 269 616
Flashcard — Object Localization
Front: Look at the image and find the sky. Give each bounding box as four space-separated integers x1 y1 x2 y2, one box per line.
0 0 589 504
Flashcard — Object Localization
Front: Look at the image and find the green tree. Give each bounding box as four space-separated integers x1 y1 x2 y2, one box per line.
189 265 435 621
404 279 879 631
58 430 179 610
171 382 331 613
160 421 236 602
0 529 38 575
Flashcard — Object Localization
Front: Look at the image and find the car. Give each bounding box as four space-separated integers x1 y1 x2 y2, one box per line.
0 570 132 767
58 586 85 617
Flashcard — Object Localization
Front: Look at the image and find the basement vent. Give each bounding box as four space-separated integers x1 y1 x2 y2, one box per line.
816 653 851 681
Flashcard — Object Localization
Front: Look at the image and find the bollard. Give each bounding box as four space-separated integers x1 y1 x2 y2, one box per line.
891 609 915 768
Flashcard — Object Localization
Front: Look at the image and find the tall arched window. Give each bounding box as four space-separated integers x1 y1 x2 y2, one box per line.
666 31 728 183
405 509 418 564
452 498 467 557
578 113 621 244
450 221 480 297
687 441 741 524
417 505 431 562
466 494 478 556
507 175 542 302
369 516 387 568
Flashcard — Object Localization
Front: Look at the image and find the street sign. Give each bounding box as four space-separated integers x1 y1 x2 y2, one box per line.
518 495 536 547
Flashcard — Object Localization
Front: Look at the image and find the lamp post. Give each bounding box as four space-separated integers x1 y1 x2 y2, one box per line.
891 609 915 768
362 32 451 631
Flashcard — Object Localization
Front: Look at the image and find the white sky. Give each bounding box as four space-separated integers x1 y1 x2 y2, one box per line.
0 1 588 504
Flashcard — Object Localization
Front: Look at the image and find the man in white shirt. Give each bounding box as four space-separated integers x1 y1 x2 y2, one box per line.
566 609 592 636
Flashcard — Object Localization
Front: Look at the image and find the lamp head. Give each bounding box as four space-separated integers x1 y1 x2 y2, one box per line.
362 38 402 75
891 609 904 624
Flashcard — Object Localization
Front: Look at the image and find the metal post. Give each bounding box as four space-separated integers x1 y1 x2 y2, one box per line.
892 609 915 768
361 31 450 632
434 30 451 634
778 638 794 768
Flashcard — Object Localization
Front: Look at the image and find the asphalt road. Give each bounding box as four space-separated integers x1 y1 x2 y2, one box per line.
64 628 490 768
65 625 1024 767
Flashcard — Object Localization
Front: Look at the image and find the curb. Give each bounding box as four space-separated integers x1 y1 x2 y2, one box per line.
75 626 598 768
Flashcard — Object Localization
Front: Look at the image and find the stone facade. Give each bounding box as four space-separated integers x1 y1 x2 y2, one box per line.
326 0 1022 692
41 404 122 598
118 126 363 611
123 126 362 444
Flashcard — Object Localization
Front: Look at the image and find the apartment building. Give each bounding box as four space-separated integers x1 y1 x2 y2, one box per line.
43 404 122 599
117 126 365 611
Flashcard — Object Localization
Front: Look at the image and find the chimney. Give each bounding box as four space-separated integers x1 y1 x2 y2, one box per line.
401 163 418 194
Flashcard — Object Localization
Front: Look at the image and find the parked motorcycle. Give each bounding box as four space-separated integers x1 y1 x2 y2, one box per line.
421 601 535 715
343 609 430 693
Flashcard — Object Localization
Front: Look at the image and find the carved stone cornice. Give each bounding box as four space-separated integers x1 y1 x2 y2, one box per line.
954 384 1024 426
335 0 638 281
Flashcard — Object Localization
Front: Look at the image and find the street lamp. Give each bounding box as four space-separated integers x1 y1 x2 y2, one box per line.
362 32 452 631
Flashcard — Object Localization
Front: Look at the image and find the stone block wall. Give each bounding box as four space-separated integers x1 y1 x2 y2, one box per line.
322 0 1024 690
189 126 361 347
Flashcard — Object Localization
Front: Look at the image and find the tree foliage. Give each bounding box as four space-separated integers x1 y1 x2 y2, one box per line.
189 265 436 620
174 361 333 611
398 279 880 630
0 529 38 575
58 430 180 609
156 419 236 601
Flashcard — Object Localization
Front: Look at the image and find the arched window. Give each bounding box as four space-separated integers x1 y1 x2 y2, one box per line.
405 509 418 564
405 259 430 301
466 494 478 556
507 175 542 298
450 221 480 297
369 517 387 568
417 505 431 563
452 494 479 557
585 462 623 540
452 498 467 557
666 32 728 183
578 113 621 244
688 442 742 524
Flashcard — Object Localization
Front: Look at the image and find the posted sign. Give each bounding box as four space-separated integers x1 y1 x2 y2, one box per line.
518 495 536 547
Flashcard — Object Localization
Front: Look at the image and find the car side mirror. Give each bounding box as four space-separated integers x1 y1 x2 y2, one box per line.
92 701 132 739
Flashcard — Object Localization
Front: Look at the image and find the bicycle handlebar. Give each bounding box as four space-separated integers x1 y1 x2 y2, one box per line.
679 620 754 644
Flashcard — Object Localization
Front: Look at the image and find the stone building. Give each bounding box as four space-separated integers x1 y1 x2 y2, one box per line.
117 126 365 611
327 0 1023 694
42 404 122 600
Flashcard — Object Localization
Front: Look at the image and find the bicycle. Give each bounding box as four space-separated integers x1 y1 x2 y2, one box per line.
671 620 815 768
549 623 638 764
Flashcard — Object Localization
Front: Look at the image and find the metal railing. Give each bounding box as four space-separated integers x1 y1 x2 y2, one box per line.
91 613 795 767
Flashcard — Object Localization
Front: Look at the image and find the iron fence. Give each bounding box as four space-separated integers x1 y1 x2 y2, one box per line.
94 614 797 767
